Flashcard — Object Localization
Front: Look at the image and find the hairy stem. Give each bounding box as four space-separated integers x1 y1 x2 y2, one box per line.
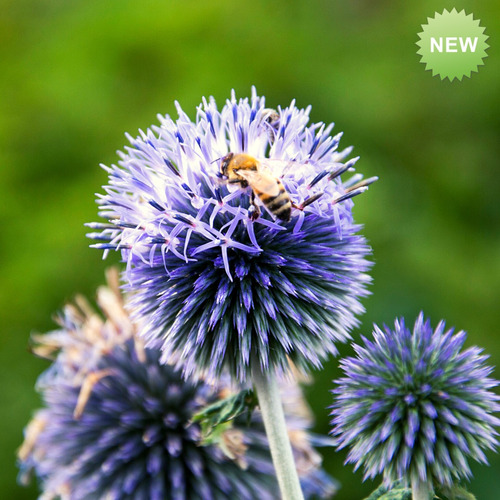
251 360 304 500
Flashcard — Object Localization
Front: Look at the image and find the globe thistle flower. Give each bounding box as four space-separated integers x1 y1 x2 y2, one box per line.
29 268 135 390
88 87 374 382
331 313 500 492
18 278 338 500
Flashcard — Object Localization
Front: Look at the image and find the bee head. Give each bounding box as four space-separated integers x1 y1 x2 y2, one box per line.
220 153 234 176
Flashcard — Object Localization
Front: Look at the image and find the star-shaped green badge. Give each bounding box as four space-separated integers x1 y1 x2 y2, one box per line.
417 9 489 81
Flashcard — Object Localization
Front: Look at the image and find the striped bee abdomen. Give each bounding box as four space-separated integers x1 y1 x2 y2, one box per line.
255 179 292 222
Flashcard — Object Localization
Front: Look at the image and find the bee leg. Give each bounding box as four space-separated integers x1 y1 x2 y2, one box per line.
248 192 261 220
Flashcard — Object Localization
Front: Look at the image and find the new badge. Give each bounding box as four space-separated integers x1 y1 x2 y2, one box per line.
417 9 489 81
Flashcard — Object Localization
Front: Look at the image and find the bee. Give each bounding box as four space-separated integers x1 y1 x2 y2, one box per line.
218 151 375 223
220 152 293 222
262 108 280 144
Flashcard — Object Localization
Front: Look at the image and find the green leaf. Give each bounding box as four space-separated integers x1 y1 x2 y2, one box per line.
191 389 257 441
364 483 412 500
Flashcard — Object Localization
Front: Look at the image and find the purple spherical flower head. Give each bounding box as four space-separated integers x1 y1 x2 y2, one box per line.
88 88 374 382
18 278 338 500
331 313 500 488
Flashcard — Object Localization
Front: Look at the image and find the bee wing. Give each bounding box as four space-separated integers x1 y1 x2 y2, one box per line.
259 158 311 178
236 169 283 198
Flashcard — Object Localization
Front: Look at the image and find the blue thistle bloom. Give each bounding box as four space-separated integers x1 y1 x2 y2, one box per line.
18 279 338 499
331 313 500 488
88 88 374 382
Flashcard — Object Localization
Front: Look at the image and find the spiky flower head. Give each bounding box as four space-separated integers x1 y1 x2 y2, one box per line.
18 276 337 499
88 87 374 382
331 313 500 488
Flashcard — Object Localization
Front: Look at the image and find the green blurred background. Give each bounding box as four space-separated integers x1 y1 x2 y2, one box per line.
1 0 499 498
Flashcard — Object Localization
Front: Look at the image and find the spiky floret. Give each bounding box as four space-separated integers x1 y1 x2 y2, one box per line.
18 278 338 500
88 88 374 382
331 313 500 488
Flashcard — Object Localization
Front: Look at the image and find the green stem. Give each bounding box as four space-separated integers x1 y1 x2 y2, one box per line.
412 477 432 500
251 359 304 500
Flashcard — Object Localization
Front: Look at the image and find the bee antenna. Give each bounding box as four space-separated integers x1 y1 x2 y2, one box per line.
212 152 234 165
